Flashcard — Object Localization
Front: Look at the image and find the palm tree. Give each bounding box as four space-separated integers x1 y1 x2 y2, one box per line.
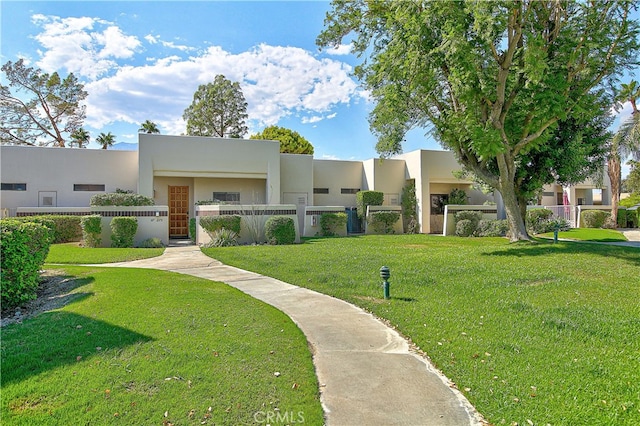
139 120 160 134
608 80 640 223
96 132 116 150
69 128 90 148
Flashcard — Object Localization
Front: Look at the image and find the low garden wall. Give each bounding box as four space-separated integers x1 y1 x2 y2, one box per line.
365 205 403 234
442 205 497 236
304 206 347 237
196 204 299 245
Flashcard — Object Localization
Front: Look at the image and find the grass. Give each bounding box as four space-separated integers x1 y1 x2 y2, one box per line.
203 235 640 425
46 242 165 264
539 228 629 242
1 266 323 425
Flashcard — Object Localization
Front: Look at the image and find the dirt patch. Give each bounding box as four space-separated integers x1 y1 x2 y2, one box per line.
1 270 90 327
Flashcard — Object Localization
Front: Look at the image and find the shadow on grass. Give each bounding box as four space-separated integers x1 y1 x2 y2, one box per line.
483 240 640 266
1 311 153 386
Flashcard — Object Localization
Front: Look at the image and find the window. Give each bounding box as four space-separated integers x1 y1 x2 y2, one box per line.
341 188 360 194
313 188 329 194
213 192 240 204
1 183 27 191
74 184 105 191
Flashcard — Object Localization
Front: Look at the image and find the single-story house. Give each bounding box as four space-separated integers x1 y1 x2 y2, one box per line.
1 134 610 241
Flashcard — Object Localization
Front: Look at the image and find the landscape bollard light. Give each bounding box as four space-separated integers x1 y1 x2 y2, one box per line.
553 223 560 244
380 266 390 300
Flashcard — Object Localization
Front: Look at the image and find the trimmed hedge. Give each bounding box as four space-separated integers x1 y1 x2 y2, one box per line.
1 219 53 309
81 215 102 248
12 215 82 243
356 191 384 219
138 237 164 248
189 218 197 242
110 217 138 248
456 219 476 237
477 219 509 237
90 192 155 206
264 216 296 245
199 215 242 234
368 211 400 234
581 210 608 228
320 212 347 236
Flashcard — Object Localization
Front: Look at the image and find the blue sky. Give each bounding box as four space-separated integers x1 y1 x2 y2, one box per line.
1 1 637 172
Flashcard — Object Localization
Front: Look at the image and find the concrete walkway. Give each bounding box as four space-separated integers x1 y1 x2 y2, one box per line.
105 244 483 426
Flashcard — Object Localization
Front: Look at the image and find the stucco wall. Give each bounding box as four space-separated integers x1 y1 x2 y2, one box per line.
312 160 363 207
362 158 406 205
1 146 138 214
280 154 313 205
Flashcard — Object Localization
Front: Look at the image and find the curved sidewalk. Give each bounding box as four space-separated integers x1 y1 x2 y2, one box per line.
111 245 484 425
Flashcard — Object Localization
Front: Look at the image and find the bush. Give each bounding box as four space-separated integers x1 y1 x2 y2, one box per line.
580 210 609 228
368 211 400 234
189 218 196 242
81 215 102 248
448 188 467 205
264 216 296 245
13 215 82 243
356 191 384 219
199 215 242 234
110 217 138 248
454 210 483 223
138 237 164 248
1 219 53 309
320 212 347 236
90 193 154 206
456 219 476 237
477 219 509 237
402 181 418 233
206 228 239 247
526 209 554 234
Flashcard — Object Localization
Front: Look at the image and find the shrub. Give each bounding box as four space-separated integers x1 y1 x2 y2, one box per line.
320 212 347 236
189 218 196 242
368 211 400 234
448 188 467 205
620 193 640 208
90 192 154 206
264 216 296 245
401 182 418 233
477 219 509 237
526 208 554 234
15 215 81 243
199 215 242 234
81 215 102 248
580 210 608 228
138 237 164 248
206 228 240 247
456 219 476 237
1 219 53 309
356 191 384 219
454 210 483 223
110 217 138 248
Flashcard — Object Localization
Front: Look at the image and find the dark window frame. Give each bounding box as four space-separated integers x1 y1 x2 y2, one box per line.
1 183 27 191
313 188 329 194
341 188 360 194
74 184 106 192
213 192 240 204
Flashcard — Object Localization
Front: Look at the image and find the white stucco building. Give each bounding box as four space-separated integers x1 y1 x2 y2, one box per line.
1 134 610 239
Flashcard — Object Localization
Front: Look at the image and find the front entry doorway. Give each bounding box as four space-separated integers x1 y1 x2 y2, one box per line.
169 186 189 238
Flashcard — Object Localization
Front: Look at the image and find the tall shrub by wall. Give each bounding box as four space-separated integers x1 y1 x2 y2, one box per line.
199 215 242 234
81 215 102 248
580 210 609 228
367 211 400 234
1 219 53 308
13 215 82 243
319 212 347 236
356 191 384 219
90 193 155 206
110 217 138 248
264 216 296 245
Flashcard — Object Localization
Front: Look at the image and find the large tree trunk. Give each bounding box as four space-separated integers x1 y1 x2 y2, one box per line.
608 156 621 224
496 153 531 241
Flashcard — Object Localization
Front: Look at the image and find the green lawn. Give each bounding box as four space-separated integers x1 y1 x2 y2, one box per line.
539 228 629 242
46 243 165 264
203 235 640 425
1 266 323 425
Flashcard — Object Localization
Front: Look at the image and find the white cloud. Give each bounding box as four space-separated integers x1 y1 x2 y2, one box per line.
145 34 158 44
302 116 323 124
325 44 352 56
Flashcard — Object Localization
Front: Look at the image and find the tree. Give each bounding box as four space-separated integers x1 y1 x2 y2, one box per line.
69 127 90 148
183 75 248 138
1 59 87 147
250 125 314 154
608 80 640 222
139 120 160 134
622 160 640 194
318 1 639 241
96 132 116 150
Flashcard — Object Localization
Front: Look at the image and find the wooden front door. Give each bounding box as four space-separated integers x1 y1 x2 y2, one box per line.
169 186 189 238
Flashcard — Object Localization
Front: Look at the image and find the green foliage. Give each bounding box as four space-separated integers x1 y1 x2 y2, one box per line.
622 160 640 194
1 219 52 308
477 219 509 237
319 212 347 236
139 119 160 134
454 210 483 224
250 125 314 154
526 208 555 234
264 216 296 245
90 192 155 206
1 59 87 147
580 210 609 228
96 131 115 149
137 237 164 248
448 188 468 205
356 191 384 219
183 74 248 138
455 219 476 237
110 217 138 248
12 215 82 243
189 217 196 242
401 181 418 233
80 215 102 248
367 211 400 234
620 193 640 208
199 215 242 234
207 228 239 247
